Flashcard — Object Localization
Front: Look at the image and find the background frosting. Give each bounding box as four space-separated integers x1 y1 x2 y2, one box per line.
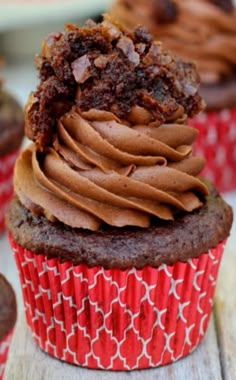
110 0 236 84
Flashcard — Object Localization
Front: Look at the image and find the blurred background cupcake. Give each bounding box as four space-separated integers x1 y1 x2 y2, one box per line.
0 274 17 379
0 62 24 232
109 0 236 192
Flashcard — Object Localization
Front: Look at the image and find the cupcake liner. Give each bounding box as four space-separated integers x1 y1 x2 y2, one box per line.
190 107 236 192
0 329 13 380
9 234 225 370
0 148 20 232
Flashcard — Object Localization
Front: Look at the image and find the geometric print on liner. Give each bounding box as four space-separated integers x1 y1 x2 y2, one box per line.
191 107 236 192
0 149 20 231
11 236 225 370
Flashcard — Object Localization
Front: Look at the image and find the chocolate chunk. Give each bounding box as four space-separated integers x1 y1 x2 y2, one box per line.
134 26 152 44
117 36 140 66
72 55 91 83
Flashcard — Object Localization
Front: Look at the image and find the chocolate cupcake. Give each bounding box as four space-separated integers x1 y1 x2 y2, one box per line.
6 16 233 370
110 0 236 192
0 78 24 231
0 274 17 379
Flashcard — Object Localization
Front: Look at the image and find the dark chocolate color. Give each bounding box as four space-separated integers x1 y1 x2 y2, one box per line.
6 182 233 269
0 274 17 341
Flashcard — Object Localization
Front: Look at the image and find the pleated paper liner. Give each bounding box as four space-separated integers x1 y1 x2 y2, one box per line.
0 148 20 232
0 329 13 380
9 234 225 371
190 107 236 193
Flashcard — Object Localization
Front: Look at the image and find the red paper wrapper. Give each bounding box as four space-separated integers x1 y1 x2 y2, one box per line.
190 107 236 193
9 234 225 370
0 148 20 232
0 329 13 379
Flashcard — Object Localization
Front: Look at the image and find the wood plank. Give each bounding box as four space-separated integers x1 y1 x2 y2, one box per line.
214 231 236 380
4 312 222 380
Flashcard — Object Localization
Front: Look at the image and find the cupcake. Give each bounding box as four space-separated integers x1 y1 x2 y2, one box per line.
0 76 24 232
6 17 233 370
110 0 236 192
0 274 17 379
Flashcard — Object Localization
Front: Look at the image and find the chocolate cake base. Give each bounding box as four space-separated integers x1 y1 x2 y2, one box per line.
6 182 232 269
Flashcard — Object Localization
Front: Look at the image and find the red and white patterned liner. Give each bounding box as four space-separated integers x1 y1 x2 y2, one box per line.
9 235 225 371
191 107 236 193
0 148 20 232
0 329 13 380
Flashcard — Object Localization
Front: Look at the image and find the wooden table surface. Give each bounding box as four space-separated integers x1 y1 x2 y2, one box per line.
1 191 235 380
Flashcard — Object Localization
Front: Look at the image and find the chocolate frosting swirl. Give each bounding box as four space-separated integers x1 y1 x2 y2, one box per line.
110 0 236 84
14 108 207 230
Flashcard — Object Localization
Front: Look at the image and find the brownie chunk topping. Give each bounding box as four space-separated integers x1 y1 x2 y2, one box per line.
26 15 204 151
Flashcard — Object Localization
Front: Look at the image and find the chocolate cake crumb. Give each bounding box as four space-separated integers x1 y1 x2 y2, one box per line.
26 16 204 151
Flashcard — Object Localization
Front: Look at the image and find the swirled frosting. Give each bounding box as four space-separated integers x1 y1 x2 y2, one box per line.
14 107 207 230
110 0 236 84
